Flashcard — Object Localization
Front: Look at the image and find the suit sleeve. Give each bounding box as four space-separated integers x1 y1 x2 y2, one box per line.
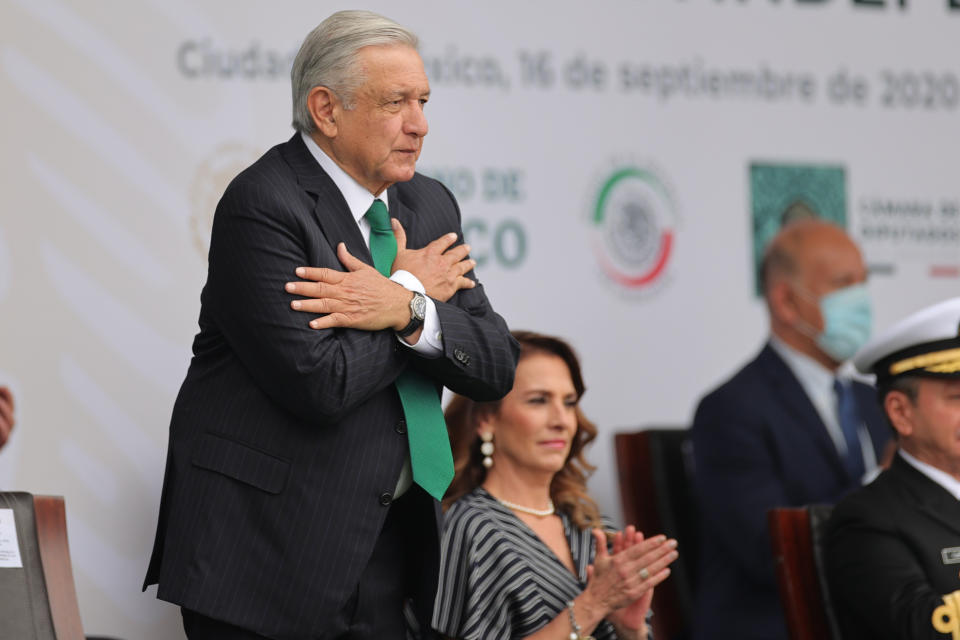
406 183 519 401
691 389 789 585
826 498 949 640
202 175 407 424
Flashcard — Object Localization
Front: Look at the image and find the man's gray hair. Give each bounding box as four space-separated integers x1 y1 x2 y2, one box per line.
291 10 419 133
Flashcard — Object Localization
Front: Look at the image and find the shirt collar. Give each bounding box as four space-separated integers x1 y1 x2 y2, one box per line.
769 335 840 392
300 131 387 224
899 449 960 501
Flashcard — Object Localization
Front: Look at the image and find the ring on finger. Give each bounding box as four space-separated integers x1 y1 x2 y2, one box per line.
639 567 650 580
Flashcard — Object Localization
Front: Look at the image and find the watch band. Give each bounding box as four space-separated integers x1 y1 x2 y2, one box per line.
397 315 424 338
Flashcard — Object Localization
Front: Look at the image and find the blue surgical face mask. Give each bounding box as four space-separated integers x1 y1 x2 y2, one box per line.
796 283 872 362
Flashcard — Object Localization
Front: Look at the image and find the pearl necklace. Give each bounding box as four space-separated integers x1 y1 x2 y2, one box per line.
495 497 555 517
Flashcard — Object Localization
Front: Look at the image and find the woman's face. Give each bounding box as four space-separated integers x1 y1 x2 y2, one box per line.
480 352 579 476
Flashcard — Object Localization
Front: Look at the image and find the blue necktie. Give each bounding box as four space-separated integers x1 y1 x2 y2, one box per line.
833 378 865 481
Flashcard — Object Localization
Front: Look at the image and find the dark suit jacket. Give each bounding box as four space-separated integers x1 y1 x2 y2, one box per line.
143 134 519 638
826 454 960 640
690 343 890 640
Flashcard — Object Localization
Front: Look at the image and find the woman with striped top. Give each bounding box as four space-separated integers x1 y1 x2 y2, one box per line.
433 331 678 640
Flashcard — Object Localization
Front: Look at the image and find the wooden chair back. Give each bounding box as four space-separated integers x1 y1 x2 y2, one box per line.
614 428 698 640
0 492 86 640
767 505 841 640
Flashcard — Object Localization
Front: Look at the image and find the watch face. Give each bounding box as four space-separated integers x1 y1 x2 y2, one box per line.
412 293 427 320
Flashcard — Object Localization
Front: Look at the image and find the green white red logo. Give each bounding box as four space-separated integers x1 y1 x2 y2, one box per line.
591 166 677 289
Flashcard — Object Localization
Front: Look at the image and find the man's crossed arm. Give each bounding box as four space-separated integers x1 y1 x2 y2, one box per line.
284 219 476 335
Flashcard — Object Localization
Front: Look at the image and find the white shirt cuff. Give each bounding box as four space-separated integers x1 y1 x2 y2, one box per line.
389 270 442 358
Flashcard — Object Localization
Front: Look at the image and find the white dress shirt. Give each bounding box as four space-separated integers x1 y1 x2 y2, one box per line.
769 336 879 483
899 449 960 501
301 131 443 357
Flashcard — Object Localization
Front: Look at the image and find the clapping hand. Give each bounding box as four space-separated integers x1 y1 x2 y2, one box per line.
605 526 669 632
583 526 678 637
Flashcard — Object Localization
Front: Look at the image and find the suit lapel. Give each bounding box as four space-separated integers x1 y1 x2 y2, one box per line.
759 344 852 483
893 455 960 538
279 134 373 267
388 185 417 248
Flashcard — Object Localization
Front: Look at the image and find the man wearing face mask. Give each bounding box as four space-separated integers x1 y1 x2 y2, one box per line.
690 219 893 640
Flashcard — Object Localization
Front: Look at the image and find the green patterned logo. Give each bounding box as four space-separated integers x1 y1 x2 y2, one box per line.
750 162 847 296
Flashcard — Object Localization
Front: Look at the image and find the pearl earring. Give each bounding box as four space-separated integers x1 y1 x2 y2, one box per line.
480 432 494 468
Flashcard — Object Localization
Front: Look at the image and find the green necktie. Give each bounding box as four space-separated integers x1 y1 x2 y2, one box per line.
364 199 454 502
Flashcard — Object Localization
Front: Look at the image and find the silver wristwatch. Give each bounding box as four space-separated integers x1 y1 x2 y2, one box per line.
397 291 426 337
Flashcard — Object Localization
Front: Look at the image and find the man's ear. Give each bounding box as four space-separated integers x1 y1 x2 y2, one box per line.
884 391 915 439
307 86 339 137
767 280 799 326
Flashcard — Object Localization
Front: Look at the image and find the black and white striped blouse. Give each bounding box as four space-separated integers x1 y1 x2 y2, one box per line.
432 487 624 639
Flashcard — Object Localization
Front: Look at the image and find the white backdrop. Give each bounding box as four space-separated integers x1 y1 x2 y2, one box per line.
2 1 959 637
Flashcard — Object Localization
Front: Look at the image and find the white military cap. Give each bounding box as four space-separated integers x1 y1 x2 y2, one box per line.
853 297 960 383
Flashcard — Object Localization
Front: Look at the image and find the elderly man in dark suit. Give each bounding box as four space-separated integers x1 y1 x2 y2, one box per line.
826 297 960 640
690 219 891 640
143 11 518 640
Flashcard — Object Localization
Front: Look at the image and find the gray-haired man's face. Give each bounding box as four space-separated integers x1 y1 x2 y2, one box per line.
327 44 430 195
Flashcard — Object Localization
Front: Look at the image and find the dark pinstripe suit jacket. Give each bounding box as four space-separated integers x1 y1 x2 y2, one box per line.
143 134 519 638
